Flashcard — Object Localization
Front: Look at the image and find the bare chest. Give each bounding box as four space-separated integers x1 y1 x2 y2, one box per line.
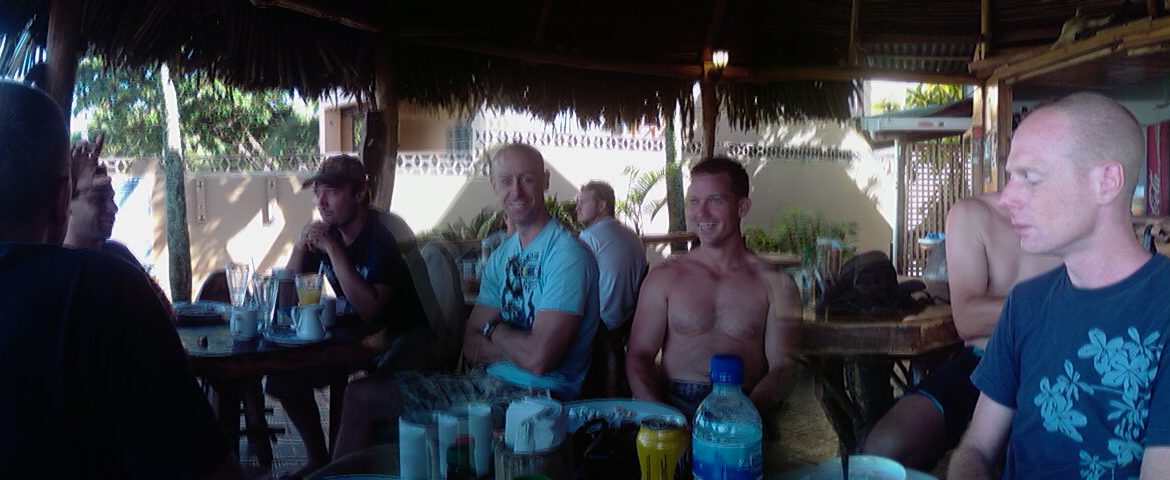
667 272 771 339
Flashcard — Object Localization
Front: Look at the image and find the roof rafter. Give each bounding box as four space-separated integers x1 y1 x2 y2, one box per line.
403 36 976 84
250 0 380 32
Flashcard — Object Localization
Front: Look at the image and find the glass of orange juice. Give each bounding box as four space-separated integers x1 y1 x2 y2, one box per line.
295 273 323 305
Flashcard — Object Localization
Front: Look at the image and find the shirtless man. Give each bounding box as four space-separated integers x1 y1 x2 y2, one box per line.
863 193 1061 469
626 156 799 417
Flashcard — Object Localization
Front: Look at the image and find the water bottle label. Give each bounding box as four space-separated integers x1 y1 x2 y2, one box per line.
691 437 762 480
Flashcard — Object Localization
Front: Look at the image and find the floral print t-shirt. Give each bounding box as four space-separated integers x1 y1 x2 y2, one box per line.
973 254 1170 480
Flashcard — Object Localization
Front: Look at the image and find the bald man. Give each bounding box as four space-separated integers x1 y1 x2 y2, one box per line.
950 93 1170 479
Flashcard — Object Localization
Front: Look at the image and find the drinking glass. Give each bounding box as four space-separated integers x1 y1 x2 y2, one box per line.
295 273 323 305
252 272 277 331
225 262 251 307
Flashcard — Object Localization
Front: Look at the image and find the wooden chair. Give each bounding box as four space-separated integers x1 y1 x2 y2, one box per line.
580 322 630 399
194 270 284 467
196 269 230 304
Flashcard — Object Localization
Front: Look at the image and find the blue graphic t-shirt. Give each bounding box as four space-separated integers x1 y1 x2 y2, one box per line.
477 219 600 400
973 254 1170 479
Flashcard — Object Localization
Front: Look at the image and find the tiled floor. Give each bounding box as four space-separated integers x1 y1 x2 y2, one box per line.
232 367 946 479
235 386 331 479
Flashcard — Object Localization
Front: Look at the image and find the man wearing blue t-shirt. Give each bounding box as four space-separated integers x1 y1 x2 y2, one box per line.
464 143 600 400
330 143 600 459
950 93 1170 479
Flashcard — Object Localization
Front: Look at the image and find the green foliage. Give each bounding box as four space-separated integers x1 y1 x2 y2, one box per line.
870 83 964 114
871 99 901 114
903 83 964 108
745 207 857 257
616 162 680 235
545 195 579 232
72 56 318 159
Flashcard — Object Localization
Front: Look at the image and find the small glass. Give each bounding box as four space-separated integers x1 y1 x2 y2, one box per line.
295 273 323 305
252 273 277 332
224 262 251 307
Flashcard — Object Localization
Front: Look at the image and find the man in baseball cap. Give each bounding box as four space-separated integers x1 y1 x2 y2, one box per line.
268 154 429 477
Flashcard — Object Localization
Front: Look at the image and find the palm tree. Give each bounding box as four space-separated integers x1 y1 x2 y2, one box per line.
616 162 680 235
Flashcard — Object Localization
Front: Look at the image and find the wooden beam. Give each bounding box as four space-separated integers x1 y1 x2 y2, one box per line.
45 0 82 116
848 0 862 66
532 0 553 47
701 80 717 158
701 0 730 62
985 16 1170 84
250 0 380 32
405 36 705 77
699 0 729 160
402 37 977 84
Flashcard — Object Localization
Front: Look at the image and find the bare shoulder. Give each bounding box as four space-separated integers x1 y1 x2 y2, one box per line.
948 195 997 226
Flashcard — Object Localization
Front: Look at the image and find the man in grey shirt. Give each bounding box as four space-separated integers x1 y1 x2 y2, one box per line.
576 180 647 334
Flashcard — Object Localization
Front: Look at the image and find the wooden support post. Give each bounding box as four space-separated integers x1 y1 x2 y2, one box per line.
45 0 82 116
368 35 399 210
700 79 717 158
893 136 908 272
984 80 1012 192
992 79 1010 192
976 0 991 61
970 84 987 192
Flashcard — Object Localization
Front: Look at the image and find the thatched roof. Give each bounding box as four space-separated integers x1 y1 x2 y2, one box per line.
0 0 1160 128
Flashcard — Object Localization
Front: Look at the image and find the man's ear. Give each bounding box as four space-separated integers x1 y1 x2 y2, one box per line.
1093 160 1125 206
50 176 72 238
543 170 550 192
738 196 752 218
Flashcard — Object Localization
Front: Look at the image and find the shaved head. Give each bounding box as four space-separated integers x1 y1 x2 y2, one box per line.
1031 92 1145 196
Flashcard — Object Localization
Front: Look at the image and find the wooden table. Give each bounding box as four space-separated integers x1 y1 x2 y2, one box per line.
796 305 961 456
759 252 802 269
177 317 384 468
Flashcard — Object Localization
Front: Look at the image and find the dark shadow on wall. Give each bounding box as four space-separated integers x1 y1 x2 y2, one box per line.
424 162 580 234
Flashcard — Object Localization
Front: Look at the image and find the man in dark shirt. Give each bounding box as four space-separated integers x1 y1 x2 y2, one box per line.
0 83 243 478
267 154 429 477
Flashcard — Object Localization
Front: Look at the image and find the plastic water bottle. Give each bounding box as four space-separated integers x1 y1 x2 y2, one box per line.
692 354 764 480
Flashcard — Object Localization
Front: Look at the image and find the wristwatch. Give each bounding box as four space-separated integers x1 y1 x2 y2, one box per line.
480 319 501 341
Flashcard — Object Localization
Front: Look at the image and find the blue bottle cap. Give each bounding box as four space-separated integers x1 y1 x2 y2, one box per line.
709 354 744 384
